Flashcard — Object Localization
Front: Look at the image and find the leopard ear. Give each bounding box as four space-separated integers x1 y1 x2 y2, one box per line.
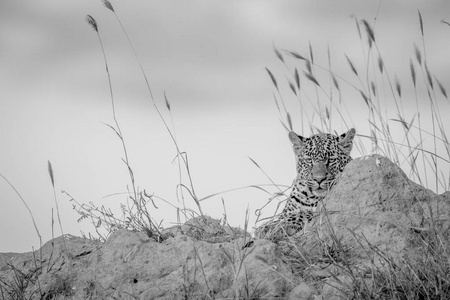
338 128 356 154
289 131 305 144
289 131 305 156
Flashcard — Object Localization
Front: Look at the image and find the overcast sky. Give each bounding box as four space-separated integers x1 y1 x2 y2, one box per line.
1 0 450 252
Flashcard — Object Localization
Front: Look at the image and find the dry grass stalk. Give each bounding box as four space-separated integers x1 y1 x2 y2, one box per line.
345 54 358 76
48 161 64 236
410 59 417 87
273 43 284 63
304 72 320 86
361 19 375 42
294 68 300 90
265 67 278 91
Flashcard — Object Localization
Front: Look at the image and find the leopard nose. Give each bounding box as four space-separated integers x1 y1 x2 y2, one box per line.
312 162 327 180
314 176 327 185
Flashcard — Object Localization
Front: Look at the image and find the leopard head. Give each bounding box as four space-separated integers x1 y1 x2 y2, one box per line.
289 128 356 194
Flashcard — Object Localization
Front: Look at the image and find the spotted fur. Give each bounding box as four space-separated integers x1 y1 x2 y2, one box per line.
257 128 356 240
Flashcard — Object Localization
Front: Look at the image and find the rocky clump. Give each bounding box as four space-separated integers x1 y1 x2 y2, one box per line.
0 217 297 299
1 155 449 299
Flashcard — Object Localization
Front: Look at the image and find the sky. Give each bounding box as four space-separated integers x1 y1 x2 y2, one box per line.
1 0 450 252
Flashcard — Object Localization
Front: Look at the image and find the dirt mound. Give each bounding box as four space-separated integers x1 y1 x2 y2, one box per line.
1 155 449 299
318 154 450 263
0 217 297 299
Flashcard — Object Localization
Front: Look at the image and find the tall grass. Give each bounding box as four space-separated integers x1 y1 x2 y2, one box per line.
266 11 450 299
72 1 214 241
0 173 42 248
84 14 163 241
99 0 204 217
267 12 449 195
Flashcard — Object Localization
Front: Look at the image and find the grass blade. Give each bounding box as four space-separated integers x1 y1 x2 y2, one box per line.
371 81 376 97
345 54 358 76
362 19 375 42
303 71 320 86
414 44 422 65
353 15 362 40
265 67 278 91
273 43 284 63
287 112 293 131
332 75 340 91
48 161 55 188
309 42 314 64
395 75 401 97
294 68 300 90
360 90 369 106
425 63 434 89
285 51 306 61
48 160 64 236
410 59 416 87
434 76 448 99
378 56 384 73
164 91 171 111
0 173 42 247
288 79 297 96
418 10 424 37
305 60 312 74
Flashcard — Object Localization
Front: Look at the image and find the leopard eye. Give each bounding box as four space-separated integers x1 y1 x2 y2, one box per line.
302 157 313 164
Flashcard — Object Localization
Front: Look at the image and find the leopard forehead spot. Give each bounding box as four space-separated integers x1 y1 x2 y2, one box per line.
302 134 339 159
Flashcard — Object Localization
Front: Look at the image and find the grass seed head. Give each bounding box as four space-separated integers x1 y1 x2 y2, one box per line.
303 71 320 87
294 68 300 90
395 75 401 97
306 60 312 74
164 92 171 111
273 43 284 63
410 59 416 87
360 90 369 106
86 15 98 32
265 67 278 91
309 42 314 64
332 75 340 91
345 54 358 76
418 10 424 36
371 81 376 97
102 0 115 12
414 44 422 65
378 56 384 73
48 160 55 187
434 76 448 99
362 19 375 43
425 63 434 89
287 112 293 131
286 51 306 61
288 80 297 96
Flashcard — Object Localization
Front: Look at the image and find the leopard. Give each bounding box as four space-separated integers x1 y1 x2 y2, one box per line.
256 128 356 241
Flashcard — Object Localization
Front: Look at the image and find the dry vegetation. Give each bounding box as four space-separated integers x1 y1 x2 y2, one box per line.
1 1 450 299
263 10 450 300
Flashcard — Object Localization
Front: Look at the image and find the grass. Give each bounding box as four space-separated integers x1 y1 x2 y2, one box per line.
274 14 448 193
263 10 450 300
1 2 449 299
73 1 213 242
